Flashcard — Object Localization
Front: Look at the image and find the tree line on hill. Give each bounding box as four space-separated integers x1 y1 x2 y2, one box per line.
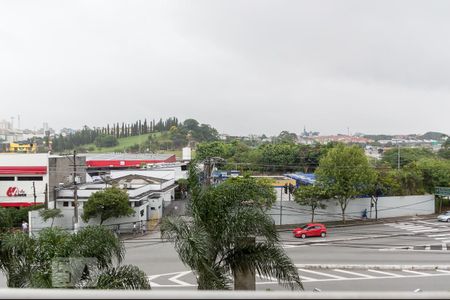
50 117 219 152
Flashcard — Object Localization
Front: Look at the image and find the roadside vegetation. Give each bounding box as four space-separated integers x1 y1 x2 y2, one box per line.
161 161 303 290
0 226 150 289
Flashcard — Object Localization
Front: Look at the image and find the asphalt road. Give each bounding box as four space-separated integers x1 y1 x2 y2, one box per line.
122 215 450 292
1 215 450 292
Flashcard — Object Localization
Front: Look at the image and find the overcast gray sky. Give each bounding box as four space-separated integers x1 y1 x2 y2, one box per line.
1 0 449 136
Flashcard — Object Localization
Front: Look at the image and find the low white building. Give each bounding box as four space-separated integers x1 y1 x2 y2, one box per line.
28 173 178 234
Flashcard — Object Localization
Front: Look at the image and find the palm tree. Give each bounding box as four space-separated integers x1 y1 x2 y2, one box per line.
0 226 150 289
39 208 63 227
161 161 302 290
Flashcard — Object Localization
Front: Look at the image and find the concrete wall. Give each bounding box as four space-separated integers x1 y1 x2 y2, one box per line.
28 198 163 234
269 194 435 225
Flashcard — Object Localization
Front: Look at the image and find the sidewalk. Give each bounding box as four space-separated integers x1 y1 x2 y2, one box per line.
120 224 161 241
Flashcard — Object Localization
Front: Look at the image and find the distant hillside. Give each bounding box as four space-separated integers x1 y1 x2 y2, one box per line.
363 131 448 141
420 131 448 140
51 117 219 153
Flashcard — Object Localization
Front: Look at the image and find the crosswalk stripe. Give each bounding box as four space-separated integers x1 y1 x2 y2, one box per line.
417 221 439 225
297 268 346 279
333 269 374 278
368 269 402 277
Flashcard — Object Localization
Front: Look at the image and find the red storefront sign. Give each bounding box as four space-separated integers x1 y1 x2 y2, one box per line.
6 187 27 197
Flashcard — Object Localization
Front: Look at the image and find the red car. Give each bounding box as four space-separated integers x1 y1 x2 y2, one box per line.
293 223 327 239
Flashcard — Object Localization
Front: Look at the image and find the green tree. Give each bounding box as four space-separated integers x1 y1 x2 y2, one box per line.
82 187 134 225
258 143 299 172
316 145 376 223
161 163 302 290
438 139 450 159
39 208 63 228
0 226 150 289
369 166 402 220
395 163 425 195
416 158 450 193
276 131 298 144
381 147 436 169
293 185 328 223
94 135 119 148
195 141 231 161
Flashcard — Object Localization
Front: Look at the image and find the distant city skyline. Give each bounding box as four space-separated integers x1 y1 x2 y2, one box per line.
1 1 450 137
0 115 447 138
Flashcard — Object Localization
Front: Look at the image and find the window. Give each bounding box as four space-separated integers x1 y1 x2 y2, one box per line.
0 177 15 181
150 207 156 211
17 176 43 181
63 202 69 207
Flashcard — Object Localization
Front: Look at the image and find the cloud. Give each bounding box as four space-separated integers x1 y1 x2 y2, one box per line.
0 0 449 136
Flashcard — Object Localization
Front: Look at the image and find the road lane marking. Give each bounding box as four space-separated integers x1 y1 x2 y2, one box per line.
148 269 450 287
333 269 374 278
298 275 317 281
367 269 402 277
443 243 448 251
428 233 450 237
412 229 440 233
257 274 278 282
168 271 196 287
297 268 346 279
401 270 430 276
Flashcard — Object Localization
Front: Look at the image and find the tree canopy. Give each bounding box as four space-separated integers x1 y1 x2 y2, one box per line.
293 185 328 223
82 187 134 225
316 144 376 222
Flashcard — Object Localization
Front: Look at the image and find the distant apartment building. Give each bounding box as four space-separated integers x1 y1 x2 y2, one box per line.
0 141 37 153
311 135 373 145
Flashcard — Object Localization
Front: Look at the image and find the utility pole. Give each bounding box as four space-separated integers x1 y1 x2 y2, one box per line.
72 150 79 233
204 157 211 186
32 181 37 205
279 188 283 226
397 141 400 170
44 183 48 209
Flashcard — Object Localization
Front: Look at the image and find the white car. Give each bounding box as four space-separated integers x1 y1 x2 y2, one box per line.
437 211 450 222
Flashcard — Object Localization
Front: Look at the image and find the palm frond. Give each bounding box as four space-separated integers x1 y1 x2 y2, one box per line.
225 242 303 291
220 206 279 245
94 265 151 290
0 232 36 287
67 225 125 269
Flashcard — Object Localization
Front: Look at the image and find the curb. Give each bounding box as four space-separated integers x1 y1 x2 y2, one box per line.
295 264 450 271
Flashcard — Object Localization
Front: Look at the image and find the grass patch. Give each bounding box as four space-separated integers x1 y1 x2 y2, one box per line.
83 133 154 153
75 132 189 160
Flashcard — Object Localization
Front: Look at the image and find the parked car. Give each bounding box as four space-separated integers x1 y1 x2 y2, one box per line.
437 211 450 222
293 223 327 239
